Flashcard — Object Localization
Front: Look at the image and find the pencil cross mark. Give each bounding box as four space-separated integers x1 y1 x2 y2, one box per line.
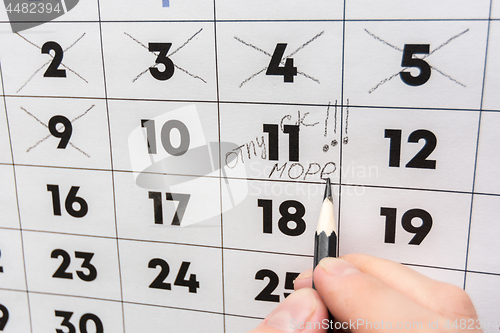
125 29 207 84
235 31 324 88
15 32 88 93
366 29 468 93
22 105 95 158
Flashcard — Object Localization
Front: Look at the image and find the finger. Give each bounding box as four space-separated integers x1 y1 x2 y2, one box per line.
340 253 477 319
314 258 445 331
248 288 329 333
294 269 313 290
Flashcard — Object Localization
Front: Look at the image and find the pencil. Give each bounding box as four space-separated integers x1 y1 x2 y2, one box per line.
313 178 337 331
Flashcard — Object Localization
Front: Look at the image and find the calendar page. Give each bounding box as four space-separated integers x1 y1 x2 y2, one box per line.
0 0 499 332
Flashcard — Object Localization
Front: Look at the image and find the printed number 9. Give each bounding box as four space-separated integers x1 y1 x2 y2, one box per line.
0 304 8 331
49 116 72 149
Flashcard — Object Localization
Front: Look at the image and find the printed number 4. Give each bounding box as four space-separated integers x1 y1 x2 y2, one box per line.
266 44 297 83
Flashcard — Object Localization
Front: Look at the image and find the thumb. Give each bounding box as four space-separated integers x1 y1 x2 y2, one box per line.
313 258 444 331
248 288 329 333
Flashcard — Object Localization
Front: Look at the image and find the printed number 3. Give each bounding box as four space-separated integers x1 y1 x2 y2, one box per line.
149 43 175 81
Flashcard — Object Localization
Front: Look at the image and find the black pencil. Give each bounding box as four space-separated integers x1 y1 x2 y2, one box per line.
313 178 337 331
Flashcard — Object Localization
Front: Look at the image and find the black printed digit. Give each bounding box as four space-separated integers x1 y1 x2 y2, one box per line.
400 44 431 86
255 269 279 302
173 262 199 293
0 304 9 331
266 43 297 83
51 249 73 279
55 311 103 333
49 115 73 149
52 250 97 281
48 185 88 218
381 208 433 245
75 252 97 282
401 209 433 245
55 310 75 333
148 192 191 225
141 119 190 156
79 313 104 333
264 124 300 161
148 258 171 290
283 272 300 298
149 43 175 81
385 129 437 169
405 130 437 169
258 199 306 236
42 41 66 78
0 250 3 273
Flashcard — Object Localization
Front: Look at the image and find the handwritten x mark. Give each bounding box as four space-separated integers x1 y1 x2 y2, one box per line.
366 28 469 93
15 33 88 93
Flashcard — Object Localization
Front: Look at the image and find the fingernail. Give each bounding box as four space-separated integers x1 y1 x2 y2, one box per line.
265 288 317 332
295 269 313 281
319 258 361 276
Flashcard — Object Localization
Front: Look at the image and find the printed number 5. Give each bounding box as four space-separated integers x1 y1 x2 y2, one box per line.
400 44 431 86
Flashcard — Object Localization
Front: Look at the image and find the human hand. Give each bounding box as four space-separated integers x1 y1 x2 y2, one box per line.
248 254 481 332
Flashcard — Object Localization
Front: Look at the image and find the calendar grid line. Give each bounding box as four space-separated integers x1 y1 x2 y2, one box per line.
337 0 347 254
0 60 34 333
463 0 494 290
212 0 228 327
2 161 495 196
95 1 127 331
5 93 498 113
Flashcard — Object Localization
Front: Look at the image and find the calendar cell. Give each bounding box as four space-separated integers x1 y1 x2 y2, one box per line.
0 165 20 229
29 293 124 333
98 0 214 22
339 186 471 270
345 0 490 20
0 229 27 291
225 315 261 333
0 290 31 333
344 20 488 110
216 22 342 105
101 22 217 102
119 240 223 313
0 95 12 165
474 112 500 195
406 265 465 288
16 166 116 238
220 103 341 183
6 97 111 170
108 100 219 176
482 22 500 110
223 179 334 256
224 249 311 318
114 171 222 247
215 0 343 21
467 194 500 274
0 22 105 98
23 231 121 300
123 303 224 333
465 272 500 333
341 107 479 192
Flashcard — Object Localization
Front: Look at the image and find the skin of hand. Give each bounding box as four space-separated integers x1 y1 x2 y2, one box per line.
248 254 481 333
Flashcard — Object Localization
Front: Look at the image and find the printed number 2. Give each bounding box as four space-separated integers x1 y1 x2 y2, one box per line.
266 43 297 83
255 270 299 302
42 41 66 78
385 129 437 169
400 44 431 86
380 207 433 245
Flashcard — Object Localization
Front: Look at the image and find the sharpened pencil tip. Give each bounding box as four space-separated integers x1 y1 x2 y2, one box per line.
323 178 332 200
